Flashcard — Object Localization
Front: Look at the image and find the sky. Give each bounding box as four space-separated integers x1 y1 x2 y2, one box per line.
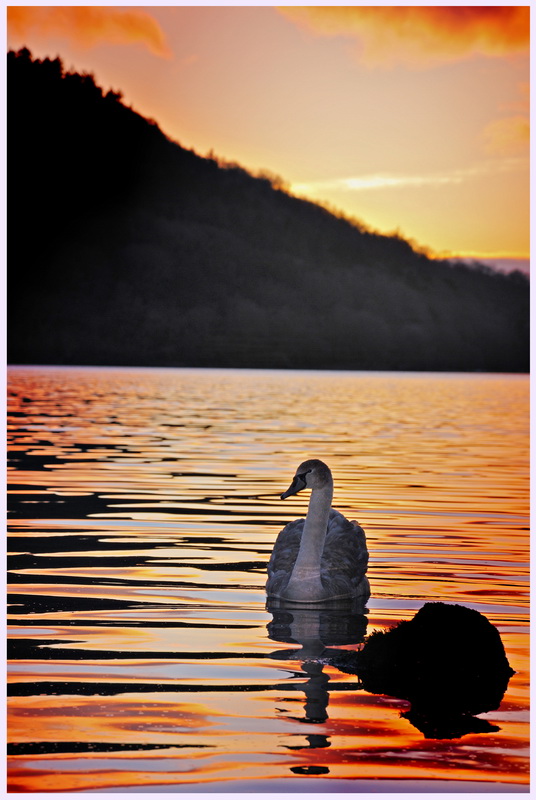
7 4 530 272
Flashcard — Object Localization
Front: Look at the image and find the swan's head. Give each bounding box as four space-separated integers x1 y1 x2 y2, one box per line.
280 459 332 499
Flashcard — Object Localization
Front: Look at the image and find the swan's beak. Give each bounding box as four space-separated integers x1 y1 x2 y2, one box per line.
280 474 306 499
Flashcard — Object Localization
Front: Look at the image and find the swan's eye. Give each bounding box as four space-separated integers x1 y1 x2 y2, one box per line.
297 470 311 481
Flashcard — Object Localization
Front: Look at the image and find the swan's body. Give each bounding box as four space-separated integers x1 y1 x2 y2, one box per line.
267 459 370 604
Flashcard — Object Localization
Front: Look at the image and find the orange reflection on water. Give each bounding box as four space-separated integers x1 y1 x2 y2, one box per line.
7 367 529 791
8 681 529 792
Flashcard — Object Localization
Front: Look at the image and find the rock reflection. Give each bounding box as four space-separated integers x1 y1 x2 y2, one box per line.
333 602 514 740
266 600 368 728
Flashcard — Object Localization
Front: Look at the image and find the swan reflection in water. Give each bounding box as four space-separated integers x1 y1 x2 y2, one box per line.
266 600 514 742
266 598 369 731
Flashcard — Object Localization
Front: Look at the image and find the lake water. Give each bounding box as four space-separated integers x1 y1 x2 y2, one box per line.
7 366 529 793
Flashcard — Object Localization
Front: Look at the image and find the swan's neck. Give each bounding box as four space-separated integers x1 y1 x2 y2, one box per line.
297 485 333 570
284 484 333 600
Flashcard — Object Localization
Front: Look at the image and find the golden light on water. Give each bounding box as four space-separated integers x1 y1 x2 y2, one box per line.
7 367 529 791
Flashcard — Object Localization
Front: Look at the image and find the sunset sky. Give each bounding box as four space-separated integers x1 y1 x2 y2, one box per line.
7 4 530 271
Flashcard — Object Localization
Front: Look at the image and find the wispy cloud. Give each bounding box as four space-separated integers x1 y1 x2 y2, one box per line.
7 7 172 59
279 6 529 67
291 160 526 196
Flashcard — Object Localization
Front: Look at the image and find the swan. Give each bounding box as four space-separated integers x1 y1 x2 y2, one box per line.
266 459 370 604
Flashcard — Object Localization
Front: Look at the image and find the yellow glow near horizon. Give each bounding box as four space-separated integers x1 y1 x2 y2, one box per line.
7 5 530 264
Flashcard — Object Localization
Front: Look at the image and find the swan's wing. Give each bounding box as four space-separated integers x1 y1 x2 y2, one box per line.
266 510 369 599
320 509 369 596
266 518 303 596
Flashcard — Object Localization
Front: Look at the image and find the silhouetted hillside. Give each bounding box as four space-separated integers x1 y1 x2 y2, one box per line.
8 48 529 371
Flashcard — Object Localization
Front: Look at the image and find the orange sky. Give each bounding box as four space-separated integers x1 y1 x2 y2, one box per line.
7 5 530 270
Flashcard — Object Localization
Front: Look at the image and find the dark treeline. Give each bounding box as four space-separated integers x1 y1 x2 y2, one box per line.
8 48 529 371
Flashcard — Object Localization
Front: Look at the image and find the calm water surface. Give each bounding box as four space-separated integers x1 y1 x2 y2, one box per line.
7 367 529 792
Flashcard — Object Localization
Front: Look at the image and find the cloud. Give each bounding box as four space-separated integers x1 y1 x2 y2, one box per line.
7 7 172 59
291 172 464 196
291 160 526 196
279 6 529 67
483 116 530 155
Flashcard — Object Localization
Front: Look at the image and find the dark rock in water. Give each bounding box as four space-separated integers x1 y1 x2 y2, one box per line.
334 602 514 739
